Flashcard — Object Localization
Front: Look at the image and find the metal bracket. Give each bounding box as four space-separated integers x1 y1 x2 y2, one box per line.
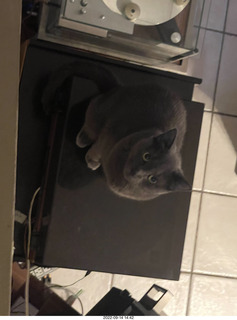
139 284 174 314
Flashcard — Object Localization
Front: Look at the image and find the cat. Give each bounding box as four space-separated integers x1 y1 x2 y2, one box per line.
76 84 190 200
42 61 190 201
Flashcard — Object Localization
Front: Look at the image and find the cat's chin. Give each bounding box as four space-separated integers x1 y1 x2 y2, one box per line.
116 192 167 201
109 184 169 201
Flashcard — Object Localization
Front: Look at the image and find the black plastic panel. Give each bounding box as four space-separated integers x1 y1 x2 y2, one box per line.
16 41 204 280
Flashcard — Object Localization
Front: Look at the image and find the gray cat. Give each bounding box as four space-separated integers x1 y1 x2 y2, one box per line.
42 62 189 200
76 84 190 200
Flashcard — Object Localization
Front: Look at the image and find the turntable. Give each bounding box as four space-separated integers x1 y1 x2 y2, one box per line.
38 0 202 68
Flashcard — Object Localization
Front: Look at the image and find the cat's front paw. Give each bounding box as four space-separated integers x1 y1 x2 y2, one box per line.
76 128 93 148
85 153 101 171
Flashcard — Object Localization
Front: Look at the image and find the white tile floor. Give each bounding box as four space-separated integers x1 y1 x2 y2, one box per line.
50 0 237 316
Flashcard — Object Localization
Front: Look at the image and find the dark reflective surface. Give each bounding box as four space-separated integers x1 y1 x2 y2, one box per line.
17 41 203 279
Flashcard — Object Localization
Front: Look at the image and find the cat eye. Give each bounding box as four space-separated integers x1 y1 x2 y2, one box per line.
148 175 157 184
143 152 151 162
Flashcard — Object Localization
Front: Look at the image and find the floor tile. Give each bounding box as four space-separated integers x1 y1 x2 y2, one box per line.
192 111 212 190
214 35 237 116
204 114 237 195
194 193 237 277
181 192 201 272
225 0 237 35
112 273 190 316
187 29 223 110
188 274 237 316
201 0 228 31
50 268 112 315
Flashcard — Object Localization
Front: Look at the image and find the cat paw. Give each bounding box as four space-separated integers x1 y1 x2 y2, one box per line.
76 129 93 148
85 153 101 171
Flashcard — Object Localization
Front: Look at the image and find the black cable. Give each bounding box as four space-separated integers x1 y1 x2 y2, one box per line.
48 271 91 289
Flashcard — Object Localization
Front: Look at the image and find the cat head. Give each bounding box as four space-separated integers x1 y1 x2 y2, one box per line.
123 128 190 200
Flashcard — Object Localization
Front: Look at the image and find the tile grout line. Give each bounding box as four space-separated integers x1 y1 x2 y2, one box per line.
202 189 237 198
192 189 237 199
185 181 204 315
212 0 230 111
204 109 237 118
185 0 230 315
194 26 237 38
182 270 237 281
195 0 212 56
194 0 210 51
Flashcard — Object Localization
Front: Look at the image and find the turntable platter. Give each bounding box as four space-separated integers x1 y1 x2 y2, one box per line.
103 0 190 25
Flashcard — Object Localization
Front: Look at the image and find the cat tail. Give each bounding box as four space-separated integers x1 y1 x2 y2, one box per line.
41 61 120 115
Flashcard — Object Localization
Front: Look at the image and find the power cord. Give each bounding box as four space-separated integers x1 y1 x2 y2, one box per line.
45 271 91 315
25 187 41 316
48 271 91 289
50 286 84 315
23 184 90 316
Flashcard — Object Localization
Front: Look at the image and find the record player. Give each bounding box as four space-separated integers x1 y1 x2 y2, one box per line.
38 0 202 68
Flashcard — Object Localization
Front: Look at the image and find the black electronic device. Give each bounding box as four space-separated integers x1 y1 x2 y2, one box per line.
87 285 173 316
16 40 203 280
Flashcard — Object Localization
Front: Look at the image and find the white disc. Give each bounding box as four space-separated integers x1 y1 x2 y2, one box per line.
102 0 190 26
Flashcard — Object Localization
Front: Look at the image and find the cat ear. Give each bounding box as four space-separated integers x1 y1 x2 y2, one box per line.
154 128 177 150
168 171 191 191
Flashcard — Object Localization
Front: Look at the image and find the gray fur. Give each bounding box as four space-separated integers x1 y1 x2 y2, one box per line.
76 84 190 200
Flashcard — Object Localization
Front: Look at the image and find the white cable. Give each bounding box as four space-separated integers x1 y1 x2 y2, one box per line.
49 285 84 315
25 187 40 316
